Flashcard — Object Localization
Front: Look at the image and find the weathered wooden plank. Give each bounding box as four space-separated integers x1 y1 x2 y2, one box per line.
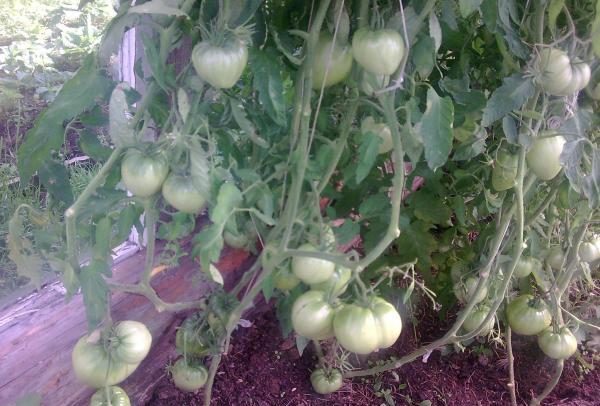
0 245 254 406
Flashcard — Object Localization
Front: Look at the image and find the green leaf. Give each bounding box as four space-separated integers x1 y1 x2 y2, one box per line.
401 123 423 165
211 183 243 225
114 204 143 245
38 159 74 205
229 0 263 27
229 98 269 148
93 217 112 261
80 260 110 330
208 264 224 285
395 219 438 276
417 88 454 171
411 191 452 225
250 48 287 126
17 55 112 183
334 220 360 245
189 141 211 196
80 130 112 161
261 272 275 301
295 334 310 356
356 131 381 184
428 13 442 52
459 0 483 17
128 0 188 16
481 74 534 127
547 0 565 34
411 36 435 78
8 213 44 288
359 194 391 220
502 116 518 144
193 224 225 270
109 83 134 147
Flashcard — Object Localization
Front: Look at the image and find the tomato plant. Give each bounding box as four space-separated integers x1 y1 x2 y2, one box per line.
506 295 552 336
90 386 130 406
537 327 578 359
171 358 208 392
310 368 343 394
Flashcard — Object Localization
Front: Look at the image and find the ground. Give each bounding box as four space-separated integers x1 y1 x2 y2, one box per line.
149 303 600 405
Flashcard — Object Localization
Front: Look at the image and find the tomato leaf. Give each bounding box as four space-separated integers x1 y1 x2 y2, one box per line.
428 13 442 52
417 88 454 171
109 83 134 147
80 259 110 330
93 217 113 261
481 74 534 127
38 159 74 205
211 183 243 225
79 130 112 161
334 220 360 245
410 191 452 225
359 194 391 220
459 0 483 17
261 272 275 301
17 54 112 183
295 335 310 357
229 98 269 148
8 212 44 289
411 36 435 78
193 224 225 270
189 141 211 197
355 131 381 184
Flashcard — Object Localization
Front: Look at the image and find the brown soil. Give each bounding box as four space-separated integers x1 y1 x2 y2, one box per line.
148 303 600 406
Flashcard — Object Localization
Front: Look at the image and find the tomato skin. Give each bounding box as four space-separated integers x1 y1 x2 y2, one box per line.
506 295 552 336
453 277 487 305
537 327 578 359
361 117 393 154
90 386 131 406
191 40 248 89
333 297 402 354
491 150 518 191
352 28 404 75
526 132 566 181
223 230 249 249
579 242 600 263
311 34 353 89
513 256 542 278
274 265 301 291
171 358 208 392
547 247 565 271
534 48 590 96
291 243 335 285
310 266 351 297
72 335 139 388
162 174 207 214
111 320 152 365
310 368 343 394
121 149 168 197
462 305 495 337
291 290 335 340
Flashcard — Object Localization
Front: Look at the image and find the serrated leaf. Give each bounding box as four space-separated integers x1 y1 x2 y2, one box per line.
394 219 438 276
356 132 381 184
418 88 454 171
109 83 134 147
193 224 225 270
208 264 224 285
459 0 483 17
428 13 442 52
114 204 143 245
250 49 287 126
411 191 452 225
482 74 534 126
128 0 187 16
17 55 112 183
38 159 74 205
334 220 360 245
80 260 110 330
359 194 391 220
230 98 269 148
80 130 112 161
502 116 518 144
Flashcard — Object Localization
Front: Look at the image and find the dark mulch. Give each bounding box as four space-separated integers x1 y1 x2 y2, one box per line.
148 301 599 406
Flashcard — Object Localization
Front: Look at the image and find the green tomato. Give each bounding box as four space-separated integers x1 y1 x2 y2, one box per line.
310 368 343 394
72 335 139 388
332 297 402 354
291 243 335 285
361 116 393 154
506 295 552 336
274 265 301 291
453 277 487 305
162 173 207 214
352 28 404 75
491 149 518 191
121 149 168 197
526 132 566 181
90 386 130 406
223 230 249 249
171 358 208 392
579 242 600 263
191 40 248 89
537 327 578 359
461 305 495 337
310 266 351 297
110 320 152 365
311 34 353 89
534 48 590 96
291 290 335 340
546 247 565 271
513 256 542 278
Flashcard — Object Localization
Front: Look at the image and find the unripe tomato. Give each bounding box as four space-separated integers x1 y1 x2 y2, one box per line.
526 132 566 180
311 34 353 89
546 247 565 271
90 386 130 406
332 297 402 354
162 173 207 214
191 40 248 89
453 276 487 305
171 358 208 392
361 116 393 154
110 320 152 365
291 243 335 285
534 48 590 96
291 290 335 340
579 242 600 263
462 305 495 337
310 266 351 296
121 149 168 197
513 256 542 278
310 368 343 394
352 28 404 75
506 295 552 336
537 327 578 359
274 264 301 291
491 149 518 191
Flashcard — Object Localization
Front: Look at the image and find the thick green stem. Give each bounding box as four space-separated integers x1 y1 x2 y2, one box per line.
140 199 158 286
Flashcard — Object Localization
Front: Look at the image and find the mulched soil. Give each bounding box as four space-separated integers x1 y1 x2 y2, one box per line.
148 302 600 406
